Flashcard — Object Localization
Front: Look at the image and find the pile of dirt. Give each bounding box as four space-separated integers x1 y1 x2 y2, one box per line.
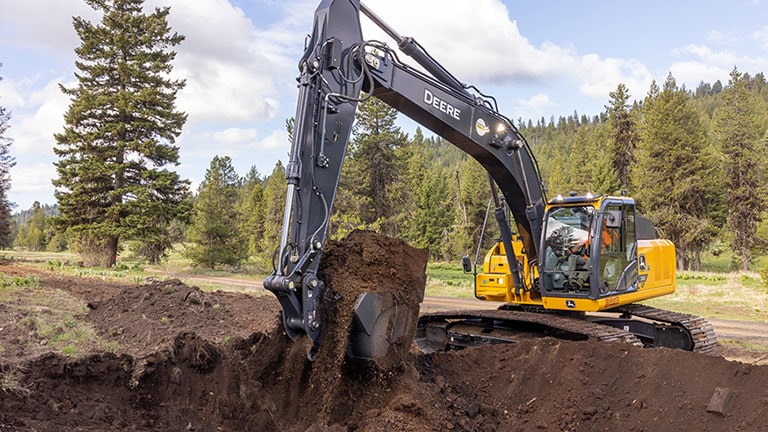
1 232 768 431
87 278 280 357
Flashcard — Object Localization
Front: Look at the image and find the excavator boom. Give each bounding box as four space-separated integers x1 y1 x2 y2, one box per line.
264 0 546 361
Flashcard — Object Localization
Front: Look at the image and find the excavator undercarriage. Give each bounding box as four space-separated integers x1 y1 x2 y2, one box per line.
416 304 717 355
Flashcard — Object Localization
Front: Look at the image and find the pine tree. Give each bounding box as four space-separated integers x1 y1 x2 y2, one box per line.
398 132 455 259
52 0 189 267
633 74 719 270
0 65 17 248
237 166 266 259
453 157 491 258
606 83 638 191
14 202 47 251
713 67 767 270
259 161 286 264
184 156 246 268
335 98 407 236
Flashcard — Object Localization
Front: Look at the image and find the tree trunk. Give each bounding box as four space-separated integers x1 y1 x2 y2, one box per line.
676 248 686 272
106 236 118 267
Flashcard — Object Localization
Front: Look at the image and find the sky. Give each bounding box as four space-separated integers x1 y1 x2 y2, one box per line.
1 0 768 211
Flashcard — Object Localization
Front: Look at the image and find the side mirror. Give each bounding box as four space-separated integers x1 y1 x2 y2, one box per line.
605 210 622 229
461 256 472 273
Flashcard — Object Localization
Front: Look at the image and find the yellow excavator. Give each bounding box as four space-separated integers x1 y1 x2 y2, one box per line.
263 0 716 365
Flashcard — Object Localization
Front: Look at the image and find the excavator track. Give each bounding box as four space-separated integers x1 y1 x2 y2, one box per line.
609 304 718 354
416 309 643 353
415 304 717 355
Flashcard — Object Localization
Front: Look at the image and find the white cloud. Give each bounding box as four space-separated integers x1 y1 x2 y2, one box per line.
8 77 71 155
361 0 654 105
362 0 565 83
255 129 289 151
10 163 56 192
149 0 299 125
213 128 260 145
208 127 287 153
668 61 731 88
7 162 58 209
520 93 555 111
754 26 768 50
0 0 96 53
0 77 26 108
571 55 653 101
669 43 768 86
180 127 288 162
673 44 741 66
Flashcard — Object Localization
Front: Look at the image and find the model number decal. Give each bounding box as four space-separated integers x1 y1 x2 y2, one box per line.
424 89 461 121
605 296 620 307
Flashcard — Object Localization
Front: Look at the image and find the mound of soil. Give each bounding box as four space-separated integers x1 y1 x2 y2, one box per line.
1 232 768 431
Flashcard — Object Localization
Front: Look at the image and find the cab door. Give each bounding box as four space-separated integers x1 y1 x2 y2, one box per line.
592 200 638 296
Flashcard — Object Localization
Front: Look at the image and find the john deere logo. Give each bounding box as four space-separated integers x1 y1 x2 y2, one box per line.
566 300 576 308
475 118 489 136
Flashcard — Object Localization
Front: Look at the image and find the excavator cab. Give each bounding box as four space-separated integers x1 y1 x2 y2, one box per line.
475 194 653 311
540 195 638 303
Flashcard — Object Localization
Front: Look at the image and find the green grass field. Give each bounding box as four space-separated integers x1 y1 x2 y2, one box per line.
423 260 768 323
0 273 114 358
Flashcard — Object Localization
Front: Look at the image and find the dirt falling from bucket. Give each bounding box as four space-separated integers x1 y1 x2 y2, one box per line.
305 230 429 424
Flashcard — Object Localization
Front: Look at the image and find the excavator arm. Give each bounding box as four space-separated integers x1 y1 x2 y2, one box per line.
263 0 547 361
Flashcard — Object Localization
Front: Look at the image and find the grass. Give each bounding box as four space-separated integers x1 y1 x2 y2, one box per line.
425 262 475 298
644 271 768 322
719 339 768 352
1 366 30 395
0 271 114 357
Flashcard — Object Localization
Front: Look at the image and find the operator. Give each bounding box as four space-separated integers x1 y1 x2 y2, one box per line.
573 218 617 257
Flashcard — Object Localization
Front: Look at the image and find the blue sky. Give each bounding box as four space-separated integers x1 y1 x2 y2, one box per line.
1 0 767 210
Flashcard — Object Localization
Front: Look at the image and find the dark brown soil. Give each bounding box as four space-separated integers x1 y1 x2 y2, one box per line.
1 232 768 431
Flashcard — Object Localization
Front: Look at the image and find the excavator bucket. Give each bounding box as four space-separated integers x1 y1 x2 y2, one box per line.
347 292 422 370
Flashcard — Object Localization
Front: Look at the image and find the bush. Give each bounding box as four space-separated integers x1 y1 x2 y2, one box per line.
759 259 768 292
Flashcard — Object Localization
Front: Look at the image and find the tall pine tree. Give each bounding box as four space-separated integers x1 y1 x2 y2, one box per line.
633 74 719 270
184 156 247 268
258 161 286 263
0 65 16 248
606 83 638 191
453 156 491 259
713 67 767 270
237 166 266 259
333 98 407 237
398 132 454 259
53 0 189 266
14 202 47 251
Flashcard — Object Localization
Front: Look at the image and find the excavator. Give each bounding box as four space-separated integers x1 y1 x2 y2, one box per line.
263 0 716 365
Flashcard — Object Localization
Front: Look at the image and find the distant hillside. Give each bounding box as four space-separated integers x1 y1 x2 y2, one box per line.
12 203 58 226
